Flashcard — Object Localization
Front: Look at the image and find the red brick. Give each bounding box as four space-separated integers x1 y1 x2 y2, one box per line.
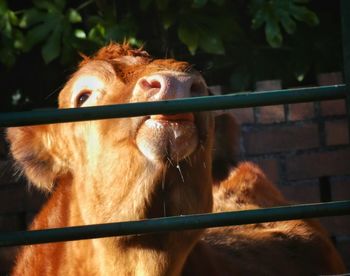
257 105 285 124
331 178 350 201
317 72 343 86
325 120 349 146
230 108 254 124
320 99 346 116
288 102 315 121
255 80 282 91
320 216 350 236
279 180 320 203
286 148 350 180
243 123 319 155
252 158 280 184
0 186 26 213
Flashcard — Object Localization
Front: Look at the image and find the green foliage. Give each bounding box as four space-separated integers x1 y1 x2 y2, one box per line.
0 0 24 66
0 0 319 65
19 0 88 63
250 0 319 48
178 13 226 56
0 0 342 111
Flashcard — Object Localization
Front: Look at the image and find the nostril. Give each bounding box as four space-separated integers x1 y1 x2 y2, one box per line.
140 78 161 90
150 80 161 89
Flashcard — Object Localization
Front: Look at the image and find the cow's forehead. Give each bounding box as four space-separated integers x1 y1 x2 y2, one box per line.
76 57 192 84
76 43 193 80
76 60 117 82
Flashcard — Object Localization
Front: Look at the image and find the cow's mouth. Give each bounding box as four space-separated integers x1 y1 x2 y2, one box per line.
136 112 198 162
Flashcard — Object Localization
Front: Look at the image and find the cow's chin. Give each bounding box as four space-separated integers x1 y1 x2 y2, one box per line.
136 118 198 162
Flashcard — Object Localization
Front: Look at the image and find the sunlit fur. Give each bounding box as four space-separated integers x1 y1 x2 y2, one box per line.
7 43 345 275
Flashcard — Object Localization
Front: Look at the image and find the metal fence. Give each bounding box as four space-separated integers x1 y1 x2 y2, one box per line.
0 0 349 247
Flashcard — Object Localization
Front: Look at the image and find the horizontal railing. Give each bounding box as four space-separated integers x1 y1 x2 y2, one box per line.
0 85 346 127
0 84 349 247
0 201 349 247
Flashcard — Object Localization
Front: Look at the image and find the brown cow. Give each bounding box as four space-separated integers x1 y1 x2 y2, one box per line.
7 43 345 275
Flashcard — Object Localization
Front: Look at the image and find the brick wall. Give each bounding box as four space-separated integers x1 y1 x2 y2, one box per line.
230 74 350 269
0 73 349 273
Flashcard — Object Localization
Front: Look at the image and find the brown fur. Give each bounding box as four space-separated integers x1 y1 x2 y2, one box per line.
7 43 345 275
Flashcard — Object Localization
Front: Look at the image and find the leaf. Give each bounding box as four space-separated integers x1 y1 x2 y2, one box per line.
127 37 143 47
74 29 86 39
24 18 56 50
54 0 66 12
0 0 8 14
265 20 282 48
88 23 106 44
2 13 12 36
68 8 82 24
19 8 47 28
33 0 59 12
199 33 225 55
178 25 199 55
42 23 62 63
13 29 25 49
8 10 18 25
105 24 127 41
280 14 296 34
292 6 319 26
252 10 265 29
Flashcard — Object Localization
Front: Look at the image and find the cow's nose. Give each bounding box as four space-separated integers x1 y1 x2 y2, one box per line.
133 72 206 101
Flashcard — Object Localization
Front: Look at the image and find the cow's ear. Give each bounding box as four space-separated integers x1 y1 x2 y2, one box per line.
7 126 66 191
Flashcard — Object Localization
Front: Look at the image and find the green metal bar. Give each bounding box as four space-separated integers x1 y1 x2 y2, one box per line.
0 200 349 247
0 85 346 127
341 0 350 137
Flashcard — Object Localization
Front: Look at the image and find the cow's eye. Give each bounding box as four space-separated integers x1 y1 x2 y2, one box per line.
76 90 91 107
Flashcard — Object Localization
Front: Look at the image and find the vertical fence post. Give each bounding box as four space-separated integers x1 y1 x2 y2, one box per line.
341 0 350 135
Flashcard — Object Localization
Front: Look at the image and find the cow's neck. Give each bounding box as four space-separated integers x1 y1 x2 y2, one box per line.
90 232 199 276
67 152 210 275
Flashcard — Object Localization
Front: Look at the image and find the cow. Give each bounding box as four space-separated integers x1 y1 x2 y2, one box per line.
7 43 345 275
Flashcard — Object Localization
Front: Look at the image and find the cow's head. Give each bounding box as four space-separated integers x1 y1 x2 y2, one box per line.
7 43 214 222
